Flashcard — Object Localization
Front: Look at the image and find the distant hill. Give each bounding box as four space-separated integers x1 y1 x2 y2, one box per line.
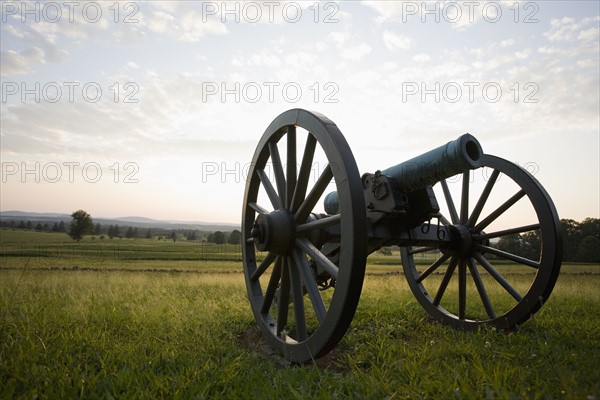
0 211 239 232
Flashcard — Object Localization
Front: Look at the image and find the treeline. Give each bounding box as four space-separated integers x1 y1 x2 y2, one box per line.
1 219 67 233
560 218 599 263
2 217 597 262
495 218 599 263
0 219 242 245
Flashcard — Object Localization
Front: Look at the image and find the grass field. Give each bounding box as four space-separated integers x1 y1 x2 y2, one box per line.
1 230 599 399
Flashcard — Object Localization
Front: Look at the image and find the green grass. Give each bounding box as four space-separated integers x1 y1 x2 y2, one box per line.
0 229 242 270
1 229 599 399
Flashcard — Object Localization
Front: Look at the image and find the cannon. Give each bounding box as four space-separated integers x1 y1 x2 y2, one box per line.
242 109 562 363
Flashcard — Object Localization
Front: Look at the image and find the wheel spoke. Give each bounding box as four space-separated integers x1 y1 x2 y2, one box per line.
409 246 437 255
473 251 523 302
433 257 458 306
467 257 496 319
458 259 467 319
474 224 540 240
433 213 452 226
261 256 282 314
474 189 526 232
467 169 500 227
295 238 339 280
291 134 317 213
276 258 290 336
249 202 268 214
400 153 561 330
250 251 276 281
476 244 539 269
243 109 370 362
416 253 451 282
296 214 340 234
440 179 459 224
256 169 283 210
269 141 286 201
460 171 469 224
288 255 308 341
295 164 333 223
293 249 326 323
286 126 297 208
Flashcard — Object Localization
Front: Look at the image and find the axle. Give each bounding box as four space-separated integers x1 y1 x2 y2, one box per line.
324 134 483 216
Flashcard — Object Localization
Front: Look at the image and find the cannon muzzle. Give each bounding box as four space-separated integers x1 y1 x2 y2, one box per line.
324 134 483 215
381 133 483 192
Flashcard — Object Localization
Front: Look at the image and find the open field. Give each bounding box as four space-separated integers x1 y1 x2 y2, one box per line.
1 229 599 399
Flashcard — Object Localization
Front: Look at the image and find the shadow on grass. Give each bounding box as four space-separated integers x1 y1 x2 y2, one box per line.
236 322 351 372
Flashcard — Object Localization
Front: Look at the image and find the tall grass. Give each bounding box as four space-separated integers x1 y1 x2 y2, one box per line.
1 266 598 399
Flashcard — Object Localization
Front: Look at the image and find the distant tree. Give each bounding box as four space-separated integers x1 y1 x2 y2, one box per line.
25 221 32 230
576 236 600 263
57 221 66 232
497 233 520 256
35 222 43 231
558 218 600 262
18 220 26 229
126 226 135 238
95 223 102 235
560 219 581 262
145 229 152 239
209 231 225 244
170 231 177 242
108 224 121 239
520 230 541 260
188 230 197 241
228 229 241 245
68 210 94 242
579 218 599 240
43 223 49 231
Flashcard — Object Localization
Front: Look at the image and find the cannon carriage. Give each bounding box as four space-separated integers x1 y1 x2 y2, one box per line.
242 109 562 363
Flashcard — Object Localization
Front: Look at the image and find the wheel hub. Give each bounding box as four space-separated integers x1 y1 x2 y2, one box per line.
442 224 473 257
251 209 294 254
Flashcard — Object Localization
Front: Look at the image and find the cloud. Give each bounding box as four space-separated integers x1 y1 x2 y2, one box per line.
0 47 44 76
147 10 228 41
471 49 532 71
329 31 351 47
360 0 491 29
329 31 372 62
339 43 372 61
3 24 24 38
412 53 431 62
578 26 600 42
383 30 413 51
359 1 410 24
544 16 600 42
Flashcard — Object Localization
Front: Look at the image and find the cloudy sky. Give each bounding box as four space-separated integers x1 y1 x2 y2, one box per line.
1 1 598 224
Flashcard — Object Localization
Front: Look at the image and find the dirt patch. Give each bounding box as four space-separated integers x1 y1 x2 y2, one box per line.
237 323 349 372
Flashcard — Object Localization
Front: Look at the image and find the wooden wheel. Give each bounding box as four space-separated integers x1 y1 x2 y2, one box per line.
402 155 562 329
242 109 367 362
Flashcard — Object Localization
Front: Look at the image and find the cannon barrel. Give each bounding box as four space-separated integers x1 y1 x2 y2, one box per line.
324 134 484 214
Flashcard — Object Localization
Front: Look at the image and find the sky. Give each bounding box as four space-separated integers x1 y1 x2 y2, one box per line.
1 0 599 225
